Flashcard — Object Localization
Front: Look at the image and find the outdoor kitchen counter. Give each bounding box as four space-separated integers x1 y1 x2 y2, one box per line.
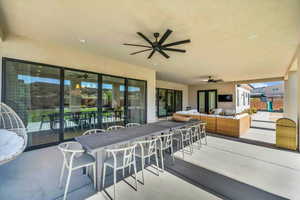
174 112 250 137
75 119 199 191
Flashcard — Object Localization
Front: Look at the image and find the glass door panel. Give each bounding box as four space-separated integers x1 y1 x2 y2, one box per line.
158 89 167 117
208 91 217 112
175 91 182 111
102 76 125 128
127 79 146 124
64 70 98 139
198 91 206 113
166 90 175 116
4 60 61 147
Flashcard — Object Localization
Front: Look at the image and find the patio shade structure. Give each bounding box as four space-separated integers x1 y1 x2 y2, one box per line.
0 102 27 165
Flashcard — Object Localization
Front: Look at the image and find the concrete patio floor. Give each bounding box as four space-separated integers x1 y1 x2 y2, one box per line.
175 136 300 200
1 135 299 200
240 127 275 144
87 169 220 200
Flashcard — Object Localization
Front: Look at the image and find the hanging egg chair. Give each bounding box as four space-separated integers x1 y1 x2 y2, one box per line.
0 102 27 165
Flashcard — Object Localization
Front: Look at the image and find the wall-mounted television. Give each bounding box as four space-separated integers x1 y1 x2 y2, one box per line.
218 94 233 102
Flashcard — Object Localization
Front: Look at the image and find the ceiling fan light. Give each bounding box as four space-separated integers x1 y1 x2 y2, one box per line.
75 83 81 89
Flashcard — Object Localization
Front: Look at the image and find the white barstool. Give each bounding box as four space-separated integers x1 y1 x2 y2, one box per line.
125 123 141 128
107 125 125 131
134 138 160 184
155 132 174 172
189 124 202 149
58 142 96 200
173 128 193 159
102 144 138 200
83 129 106 135
199 122 207 144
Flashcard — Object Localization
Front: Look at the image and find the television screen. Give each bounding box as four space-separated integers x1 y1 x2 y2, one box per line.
218 95 233 102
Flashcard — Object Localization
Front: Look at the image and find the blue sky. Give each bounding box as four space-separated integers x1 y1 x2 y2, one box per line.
250 81 283 88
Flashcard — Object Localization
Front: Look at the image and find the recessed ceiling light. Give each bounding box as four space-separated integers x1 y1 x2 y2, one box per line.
79 39 86 43
248 34 258 40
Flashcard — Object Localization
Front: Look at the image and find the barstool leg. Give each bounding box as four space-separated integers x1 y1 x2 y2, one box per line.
155 153 160 176
160 150 164 172
102 165 106 189
63 169 72 200
170 146 175 163
181 140 185 160
133 161 138 191
113 168 117 200
141 157 145 184
93 164 96 189
59 162 65 188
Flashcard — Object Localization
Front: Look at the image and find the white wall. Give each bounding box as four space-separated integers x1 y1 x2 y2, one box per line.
188 82 236 111
0 35 157 122
156 80 189 110
284 71 298 121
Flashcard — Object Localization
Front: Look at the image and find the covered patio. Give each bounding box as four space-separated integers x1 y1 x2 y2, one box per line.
1 0 300 200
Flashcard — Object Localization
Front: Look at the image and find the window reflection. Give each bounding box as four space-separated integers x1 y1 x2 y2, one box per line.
157 88 182 117
128 79 146 124
102 76 125 128
64 70 98 139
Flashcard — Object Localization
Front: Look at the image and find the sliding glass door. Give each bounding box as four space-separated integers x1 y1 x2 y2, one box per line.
127 79 146 124
197 90 217 113
3 60 61 147
2 58 147 150
156 88 183 117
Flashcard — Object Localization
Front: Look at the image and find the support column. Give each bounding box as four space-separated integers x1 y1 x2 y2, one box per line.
284 71 298 121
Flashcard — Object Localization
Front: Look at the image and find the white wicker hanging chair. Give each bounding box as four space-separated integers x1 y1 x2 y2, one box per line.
0 102 27 165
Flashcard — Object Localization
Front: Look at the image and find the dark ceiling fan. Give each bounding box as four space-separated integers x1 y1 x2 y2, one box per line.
200 76 223 83
123 29 191 59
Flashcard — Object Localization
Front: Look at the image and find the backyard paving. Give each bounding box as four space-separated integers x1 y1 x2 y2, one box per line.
240 128 275 144
252 111 283 122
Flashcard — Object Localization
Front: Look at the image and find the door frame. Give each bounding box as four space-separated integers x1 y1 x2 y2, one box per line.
197 89 218 113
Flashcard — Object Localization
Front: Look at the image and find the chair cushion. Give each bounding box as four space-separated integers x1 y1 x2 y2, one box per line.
73 153 95 168
0 129 25 164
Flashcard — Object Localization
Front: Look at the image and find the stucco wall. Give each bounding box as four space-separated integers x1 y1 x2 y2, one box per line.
284 71 298 121
156 80 189 110
0 35 157 122
188 82 236 111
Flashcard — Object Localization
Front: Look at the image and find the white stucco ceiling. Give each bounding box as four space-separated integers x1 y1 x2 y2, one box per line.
1 0 300 84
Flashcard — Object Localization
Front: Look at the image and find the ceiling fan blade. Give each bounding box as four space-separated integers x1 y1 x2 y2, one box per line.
158 29 172 45
147 50 155 59
137 32 153 46
130 49 152 55
161 47 186 53
123 43 152 48
158 50 170 59
162 39 191 47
